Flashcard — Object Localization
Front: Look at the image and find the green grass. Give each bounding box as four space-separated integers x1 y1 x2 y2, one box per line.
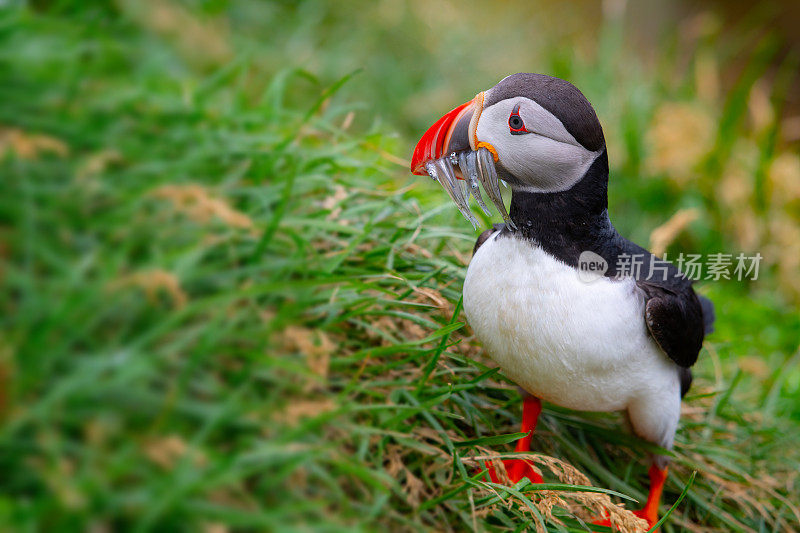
1 1 799 532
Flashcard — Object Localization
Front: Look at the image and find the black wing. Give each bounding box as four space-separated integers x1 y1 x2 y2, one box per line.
639 280 705 367
613 239 714 369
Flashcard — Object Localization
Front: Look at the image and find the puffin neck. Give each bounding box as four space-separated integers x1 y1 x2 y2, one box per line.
506 151 616 263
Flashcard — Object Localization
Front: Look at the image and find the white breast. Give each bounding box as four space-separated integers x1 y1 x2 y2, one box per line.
463 232 679 414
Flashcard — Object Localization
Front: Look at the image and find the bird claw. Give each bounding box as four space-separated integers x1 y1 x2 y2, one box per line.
590 508 657 532
480 458 543 485
631 508 658 530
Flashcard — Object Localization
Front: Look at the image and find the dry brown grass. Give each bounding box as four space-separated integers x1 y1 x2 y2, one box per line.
110 269 188 309
0 126 68 160
649 208 701 257
150 184 255 232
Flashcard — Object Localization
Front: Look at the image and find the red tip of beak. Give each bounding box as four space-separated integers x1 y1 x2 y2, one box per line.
410 99 473 175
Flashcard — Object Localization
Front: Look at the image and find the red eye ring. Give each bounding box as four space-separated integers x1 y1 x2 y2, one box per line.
508 103 530 135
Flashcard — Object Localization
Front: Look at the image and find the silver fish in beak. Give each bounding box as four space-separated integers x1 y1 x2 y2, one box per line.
411 93 515 230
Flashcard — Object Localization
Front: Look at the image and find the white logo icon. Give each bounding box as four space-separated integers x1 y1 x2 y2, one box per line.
577 251 608 283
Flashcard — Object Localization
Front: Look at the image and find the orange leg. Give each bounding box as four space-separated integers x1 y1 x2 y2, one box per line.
485 395 544 484
593 464 668 530
632 464 668 527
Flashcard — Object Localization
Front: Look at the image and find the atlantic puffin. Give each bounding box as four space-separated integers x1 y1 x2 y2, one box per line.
410 73 714 528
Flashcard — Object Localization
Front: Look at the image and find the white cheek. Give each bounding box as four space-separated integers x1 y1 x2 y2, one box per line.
502 136 598 190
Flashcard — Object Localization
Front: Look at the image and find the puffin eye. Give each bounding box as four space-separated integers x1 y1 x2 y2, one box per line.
508 103 529 135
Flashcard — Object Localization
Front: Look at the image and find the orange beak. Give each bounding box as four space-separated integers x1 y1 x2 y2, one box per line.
407 91 514 229
410 96 479 176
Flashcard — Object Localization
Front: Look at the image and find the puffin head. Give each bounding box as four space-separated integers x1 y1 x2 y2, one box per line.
411 73 606 227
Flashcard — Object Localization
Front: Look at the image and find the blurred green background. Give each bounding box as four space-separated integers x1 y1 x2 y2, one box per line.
1 0 799 531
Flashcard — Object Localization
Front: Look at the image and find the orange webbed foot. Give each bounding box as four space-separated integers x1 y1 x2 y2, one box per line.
590 510 656 531
589 464 667 531
478 395 544 486
482 457 544 485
